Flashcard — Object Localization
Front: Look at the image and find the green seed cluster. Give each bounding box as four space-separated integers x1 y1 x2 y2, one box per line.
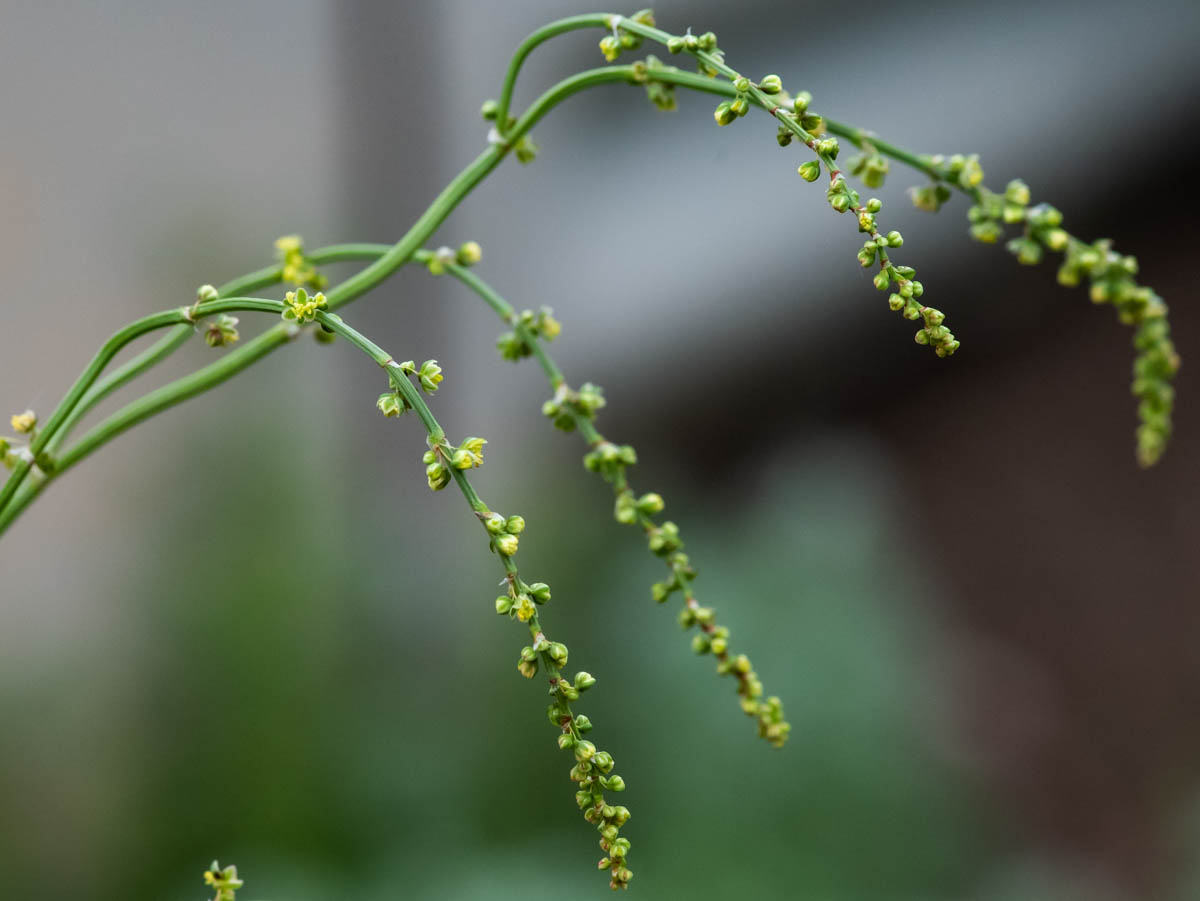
960 175 1179 465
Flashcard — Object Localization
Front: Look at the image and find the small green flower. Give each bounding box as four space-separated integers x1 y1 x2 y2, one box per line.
203 861 243 901
417 359 444 393
204 314 239 348
281 287 328 325
376 391 406 418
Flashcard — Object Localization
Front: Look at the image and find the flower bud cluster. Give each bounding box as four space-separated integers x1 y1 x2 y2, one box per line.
822 181 959 357
963 177 1178 464
907 155 984 215
274 235 328 290
598 8 655 62
203 861 243 901
544 381 606 433
497 307 561 361
421 434 486 492
426 241 483 276
1061 238 1178 465
847 146 889 189
280 287 328 325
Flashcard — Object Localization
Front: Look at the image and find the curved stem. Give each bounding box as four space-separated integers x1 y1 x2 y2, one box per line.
0 66 649 533
0 301 268 512
0 298 284 529
495 13 613 129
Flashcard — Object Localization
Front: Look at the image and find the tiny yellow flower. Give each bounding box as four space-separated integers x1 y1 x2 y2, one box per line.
10 410 36 434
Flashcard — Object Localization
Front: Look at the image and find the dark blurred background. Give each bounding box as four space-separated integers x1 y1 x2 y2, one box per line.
2 1 1199 898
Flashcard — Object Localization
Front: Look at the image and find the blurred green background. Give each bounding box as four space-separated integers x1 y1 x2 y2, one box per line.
3 1 1200 899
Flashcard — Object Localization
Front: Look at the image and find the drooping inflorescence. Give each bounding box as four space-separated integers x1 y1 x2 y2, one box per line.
425 251 791 748
0 9 1186 897
373 354 634 890
953 173 1179 466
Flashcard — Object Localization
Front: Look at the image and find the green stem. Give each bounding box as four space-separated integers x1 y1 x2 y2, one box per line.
0 299 279 513
495 13 614 129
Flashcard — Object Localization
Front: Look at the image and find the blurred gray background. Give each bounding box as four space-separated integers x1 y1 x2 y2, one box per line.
2 1 1199 898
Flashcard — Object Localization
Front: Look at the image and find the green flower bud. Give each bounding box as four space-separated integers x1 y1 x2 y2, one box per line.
548 642 569 665
798 160 822 182
792 91 811 113
495 596 512 615
637 492 664 514
456 240 482 266
529 582 552 603
697 31 717 50
730 96 750 117
1005 178 1031 206
888 293 905 312
574 714 593 732
494 533 519 557
799 113 823 132
559 733 577 750
651 581 670 603
666 36 684 53
480 99 499 121
603 774 626 792
598 34 620 62
196 284 219 303
505 514 526 534
574 671 597 691
692 633 711 654
426 461 450 491
970 221 1003 244
713 101 736 126
710 636 728 655
758 74 783 94
483 512 506 534
733 76 750 92
575 740 596 761
872 271 890 291
817 137 839 158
